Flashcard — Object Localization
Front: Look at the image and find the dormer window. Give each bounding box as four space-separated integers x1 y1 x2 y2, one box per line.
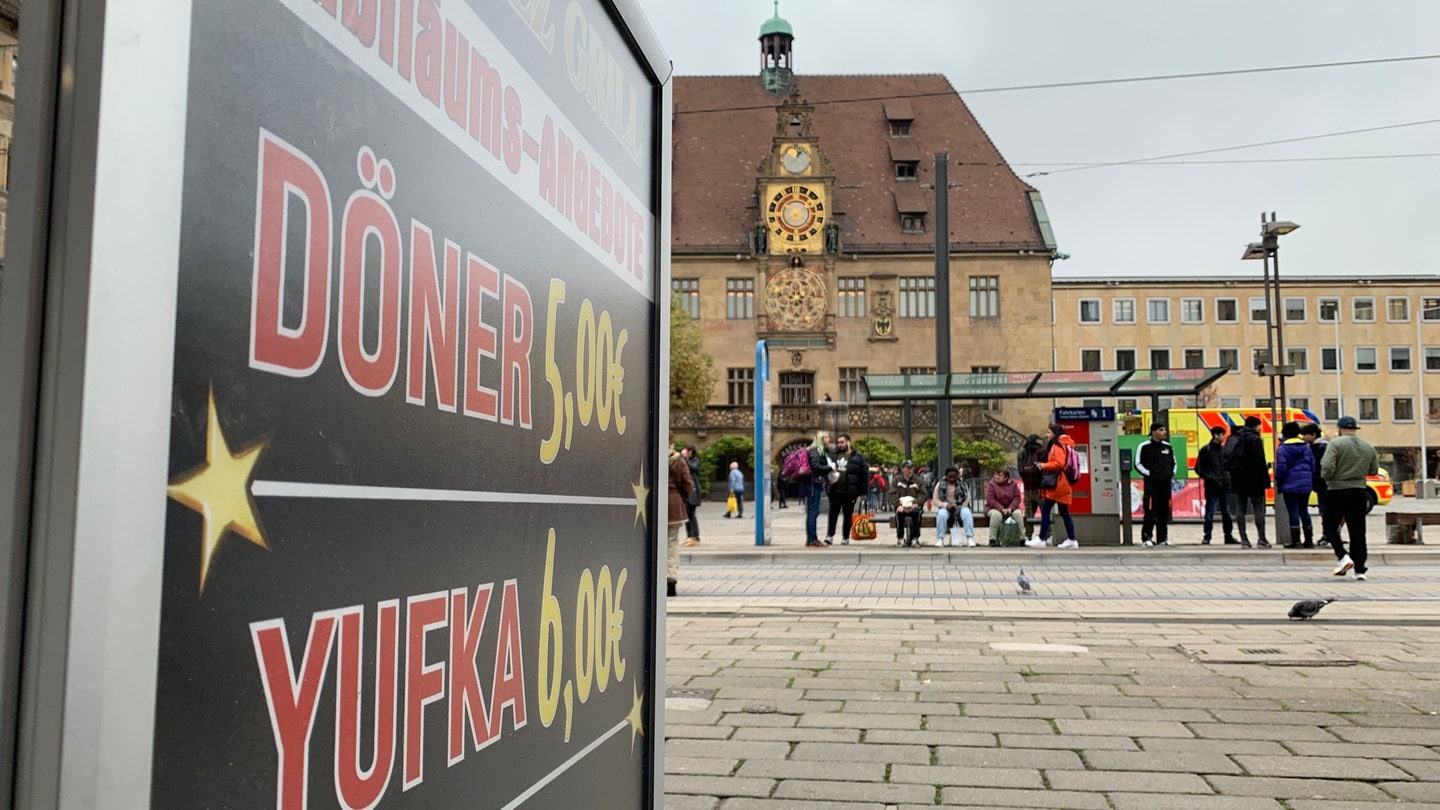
883 100 914 138
901 214 926 234
889 120 911 137
895 161 918 180
889 139 921 181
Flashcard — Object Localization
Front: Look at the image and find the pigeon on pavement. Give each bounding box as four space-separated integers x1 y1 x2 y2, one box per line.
1288 598 1335 620
1017 568 1033 595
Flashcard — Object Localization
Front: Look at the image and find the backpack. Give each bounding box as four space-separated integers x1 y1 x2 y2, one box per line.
1062 443 1081 485
781 447 811 480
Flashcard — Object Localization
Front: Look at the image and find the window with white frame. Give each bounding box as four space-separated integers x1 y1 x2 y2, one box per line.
1322 398 1341 421
726 277 755 319
1113 298 1135 324
1115 348 1136 370
839 367 867 404
1426 346 1440 372
1391 346 1412 372
673 278 699 319
1355 346 1377 372
1286 347 1308 373
1429 396 1440 422
1423 297 1440 322
1184 348 1204 368
898 277 935 317
1080 349 1101 371
1284 297 1306 322
1394 397 1415 421
1220 397 1241 409
1252 347 1270 373
1078 299 1101 324
1216 298 1238 323
1180 298 1203 323
1353 297 1375 322
1321 347 1341 372
836 277 866 318
1318 298 1340 322
1387 297 1410 322
1358 397 1379 421
1146 298 1170 324
1255 397 1274 408
1249 296 1269 323
969 276 999 319
1290 397 1309 412
1150 348 1171 369
1218 348 1239 371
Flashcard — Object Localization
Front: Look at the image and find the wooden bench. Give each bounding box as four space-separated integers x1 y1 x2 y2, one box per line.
1385 511 1440 544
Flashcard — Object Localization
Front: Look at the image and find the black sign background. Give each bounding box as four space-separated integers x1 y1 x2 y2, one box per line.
152 0 660 806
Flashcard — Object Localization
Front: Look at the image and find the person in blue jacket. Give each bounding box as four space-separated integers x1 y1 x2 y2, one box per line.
1274 420 1316 548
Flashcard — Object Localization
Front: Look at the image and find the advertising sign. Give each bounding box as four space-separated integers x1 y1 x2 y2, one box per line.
153 1 664 806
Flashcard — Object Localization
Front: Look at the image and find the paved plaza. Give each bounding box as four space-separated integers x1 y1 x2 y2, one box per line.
663 496 1440 807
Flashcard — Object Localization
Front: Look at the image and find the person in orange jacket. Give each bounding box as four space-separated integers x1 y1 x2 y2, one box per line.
1030 423 1079 549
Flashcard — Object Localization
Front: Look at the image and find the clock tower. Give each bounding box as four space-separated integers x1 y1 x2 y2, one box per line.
758 89 836 341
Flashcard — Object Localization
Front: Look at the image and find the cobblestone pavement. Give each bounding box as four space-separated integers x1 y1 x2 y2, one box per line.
663 498 1440 808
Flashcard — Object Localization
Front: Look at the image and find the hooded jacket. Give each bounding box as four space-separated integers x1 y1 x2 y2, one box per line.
1017 436 1045 490
1274 437 1315 495
1223 424 1271 497
985 474 1023 512
1039 435 1075 506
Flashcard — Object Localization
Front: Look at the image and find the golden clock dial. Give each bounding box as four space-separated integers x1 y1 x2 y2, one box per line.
766 185 827 246
765 268 827 329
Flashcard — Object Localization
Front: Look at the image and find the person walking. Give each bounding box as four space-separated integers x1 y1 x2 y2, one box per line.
1136 423 1176 547
1195 425 1236 544
984 467 1024 547
1300 421 1328 522
1017 434 1047 541
1032 423 1079 549
1274 421 1316 548
824 433 868 545
1322 416 1380 580
891 460 926 548
681 444 703 547
1224 415 1272 549
799 431 832 548
666 432 694 597
725 461 745 519
932 466 976 547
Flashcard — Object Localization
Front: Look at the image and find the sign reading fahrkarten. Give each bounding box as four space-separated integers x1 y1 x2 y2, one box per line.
154 1 663 806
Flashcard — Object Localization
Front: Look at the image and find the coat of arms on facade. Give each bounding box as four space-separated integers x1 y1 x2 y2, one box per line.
872 291 894 337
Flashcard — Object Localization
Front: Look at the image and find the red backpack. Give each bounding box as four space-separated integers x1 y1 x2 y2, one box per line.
781 447 811 480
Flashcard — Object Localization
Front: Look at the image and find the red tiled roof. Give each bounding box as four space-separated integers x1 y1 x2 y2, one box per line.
673 74 1046 253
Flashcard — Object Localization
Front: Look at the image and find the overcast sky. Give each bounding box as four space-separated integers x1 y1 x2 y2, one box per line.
630 0 1440 280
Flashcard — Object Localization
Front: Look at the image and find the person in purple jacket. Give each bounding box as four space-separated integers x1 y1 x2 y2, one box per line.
1274 421 1316 548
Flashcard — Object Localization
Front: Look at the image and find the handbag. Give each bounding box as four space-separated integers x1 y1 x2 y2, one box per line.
995 515 1024 547
851 513 877 540
726 493 738 513
1040 469 1060 489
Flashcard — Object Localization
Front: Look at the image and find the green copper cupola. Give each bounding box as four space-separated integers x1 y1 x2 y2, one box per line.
759 1 794 96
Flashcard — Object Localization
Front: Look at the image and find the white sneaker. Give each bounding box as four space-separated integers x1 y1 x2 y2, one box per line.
1143 540 1155 548
1355 572 1368 581
1024 538 1047 549
935 538 946 547
1058 539 1080 549
1332 556 1353 576
840 537 849 545
965 537 977 547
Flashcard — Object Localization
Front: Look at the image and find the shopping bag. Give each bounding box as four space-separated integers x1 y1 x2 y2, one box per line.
996 515 1024 547
726 493 738 514
851 513 877 540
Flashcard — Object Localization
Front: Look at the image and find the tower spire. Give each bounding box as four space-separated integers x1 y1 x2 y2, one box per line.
759 3 794 96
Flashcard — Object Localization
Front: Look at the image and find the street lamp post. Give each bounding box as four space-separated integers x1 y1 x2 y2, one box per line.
1242 213 1300 544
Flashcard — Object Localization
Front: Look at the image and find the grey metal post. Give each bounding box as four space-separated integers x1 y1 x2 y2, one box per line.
934 152 952 470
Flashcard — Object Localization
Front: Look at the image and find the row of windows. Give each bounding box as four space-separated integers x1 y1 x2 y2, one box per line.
1078 346 1440 373
1076 295 1440 325
673 276 1003 320
725 365 999 407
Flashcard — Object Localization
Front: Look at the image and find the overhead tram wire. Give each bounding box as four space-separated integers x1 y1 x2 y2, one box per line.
673 54 1440 116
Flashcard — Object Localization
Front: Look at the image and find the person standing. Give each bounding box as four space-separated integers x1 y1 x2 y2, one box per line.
1224 415 1272 549
891 460 926 547
1322 416 1380 580
1033 423 1079 549
1274 421 1316 548
725 460 745 519
1017 434 1047 541
984 467 1024 547
1136 423 1176 547
681 444 703 547
1300 421 1328 522
666 432 694 597
773 463 788 508
932 466 976 547
1195 425 1236 544
800 431 832 547
824 433 868 545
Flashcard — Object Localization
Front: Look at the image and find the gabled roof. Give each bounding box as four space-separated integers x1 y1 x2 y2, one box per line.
673 74 1048 253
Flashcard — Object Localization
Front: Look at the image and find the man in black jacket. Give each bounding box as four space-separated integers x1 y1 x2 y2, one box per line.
1195 425 1236 544
823 433 869 546
1016 434 1046 540
1135 423 1176 547
1224 416 1272 548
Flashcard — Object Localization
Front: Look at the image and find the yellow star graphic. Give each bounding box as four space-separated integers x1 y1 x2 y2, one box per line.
625 684 645 753
632 463 649 528
166 388 269 594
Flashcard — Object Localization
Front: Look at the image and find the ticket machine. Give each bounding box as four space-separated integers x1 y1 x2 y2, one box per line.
1053 407 1122 544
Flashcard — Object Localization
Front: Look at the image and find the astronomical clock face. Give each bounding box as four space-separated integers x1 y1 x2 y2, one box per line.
765 267 827 330
765 184 827 253
779 143 811 174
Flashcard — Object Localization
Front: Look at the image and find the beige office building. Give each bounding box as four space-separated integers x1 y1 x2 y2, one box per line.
1052 277 1440 477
